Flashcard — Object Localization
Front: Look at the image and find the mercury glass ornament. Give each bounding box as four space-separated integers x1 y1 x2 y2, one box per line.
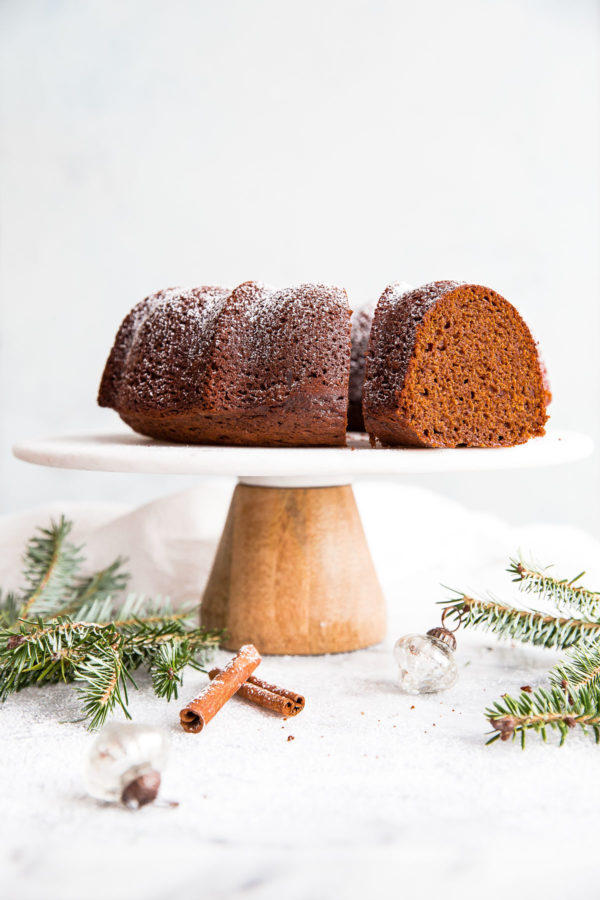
393 627 458 694
86 723 169 808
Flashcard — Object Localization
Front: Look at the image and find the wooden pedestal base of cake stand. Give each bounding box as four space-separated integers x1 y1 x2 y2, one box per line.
12 428 593 655
201 480 385 654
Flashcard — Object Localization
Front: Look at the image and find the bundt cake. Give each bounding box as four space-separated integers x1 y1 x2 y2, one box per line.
362 281 550 448
347 283 412 432
98 281 352 446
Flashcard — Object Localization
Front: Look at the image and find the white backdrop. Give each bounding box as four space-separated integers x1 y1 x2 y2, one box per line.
1 0 598 533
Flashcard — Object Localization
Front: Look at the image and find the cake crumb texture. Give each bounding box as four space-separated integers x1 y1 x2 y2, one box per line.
363 281 549 448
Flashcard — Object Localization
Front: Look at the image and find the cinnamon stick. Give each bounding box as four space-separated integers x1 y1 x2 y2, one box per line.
209 668 305 717
179 644 261 733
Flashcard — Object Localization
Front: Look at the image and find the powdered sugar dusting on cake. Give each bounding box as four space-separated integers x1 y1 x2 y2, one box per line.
244 283 348 367
246 283 345 324
129 287 229 352
390 280 463 310
349 283 412 406
103 286 232 408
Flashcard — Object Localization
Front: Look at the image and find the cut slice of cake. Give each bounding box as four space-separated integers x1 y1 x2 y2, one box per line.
362 281 549 448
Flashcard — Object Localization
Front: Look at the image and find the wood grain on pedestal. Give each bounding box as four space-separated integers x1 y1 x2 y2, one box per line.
201 484 386 654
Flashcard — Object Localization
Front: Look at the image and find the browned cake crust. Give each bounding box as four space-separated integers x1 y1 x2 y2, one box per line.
362 281 549 448
98 282 352 447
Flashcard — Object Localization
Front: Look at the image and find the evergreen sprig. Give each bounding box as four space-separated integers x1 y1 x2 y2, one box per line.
150 640 207 702
68 558 130 619
486 685 600 748
549 642 600 694
446 557 600 748
0 517 224 728
0 591 20 628
508 558 600 620
442 593 600 650
75 636 134 730
19 517 83 619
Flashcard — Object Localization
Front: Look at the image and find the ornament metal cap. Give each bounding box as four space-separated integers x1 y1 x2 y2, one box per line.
426 627 457 652
121 770 161 808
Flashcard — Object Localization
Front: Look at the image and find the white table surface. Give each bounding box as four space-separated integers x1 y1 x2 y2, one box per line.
2 478 600 900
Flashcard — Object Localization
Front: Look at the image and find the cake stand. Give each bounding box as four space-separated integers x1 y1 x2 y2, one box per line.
13 429 593 655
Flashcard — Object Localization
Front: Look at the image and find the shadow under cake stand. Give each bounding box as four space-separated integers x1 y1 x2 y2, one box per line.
13 429 593 655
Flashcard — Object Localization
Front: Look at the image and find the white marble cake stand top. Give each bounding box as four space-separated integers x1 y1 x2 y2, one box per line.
12 428 594 488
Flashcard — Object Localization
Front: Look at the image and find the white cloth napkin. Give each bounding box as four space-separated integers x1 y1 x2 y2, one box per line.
1 481 597 614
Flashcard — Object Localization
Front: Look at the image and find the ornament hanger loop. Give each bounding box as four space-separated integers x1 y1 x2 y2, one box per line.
441 606 463 633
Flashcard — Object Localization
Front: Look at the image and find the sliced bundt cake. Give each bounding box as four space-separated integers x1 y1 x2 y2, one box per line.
99 281 352 446
362 281 549 448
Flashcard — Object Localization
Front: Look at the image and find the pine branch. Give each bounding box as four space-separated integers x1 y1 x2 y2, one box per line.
442 593 600 650
548 641 600 695
0 618 114 699
0 591 20 628
19 517 84 619
121 620 221 671
447 558 600 748
1 614 222 728
14 518 130 624
0 515 225 728
486 685 600 748
74 638 133 730
72 590 178 627
65 557 130 619
113 600 192 630
150 640 205 702
509 558 600 621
